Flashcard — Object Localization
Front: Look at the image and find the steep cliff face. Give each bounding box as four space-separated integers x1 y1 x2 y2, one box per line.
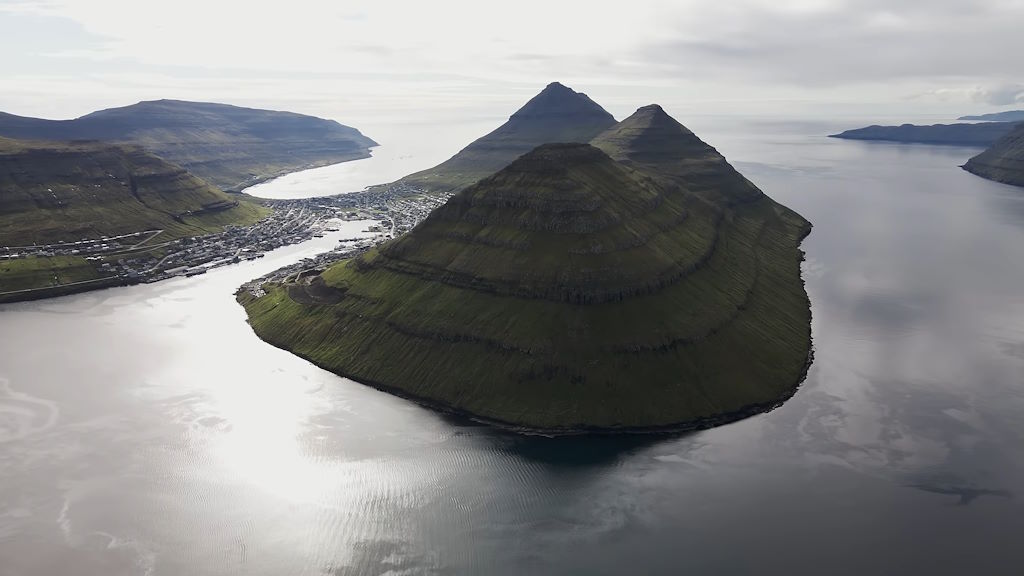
0 137 264 246
401 82 617 193
964 123 1024 188
241 105 812 433
0 100 377 190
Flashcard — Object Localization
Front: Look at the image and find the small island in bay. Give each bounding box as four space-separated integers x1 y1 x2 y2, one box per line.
964 122 1024 187
238 85 813 434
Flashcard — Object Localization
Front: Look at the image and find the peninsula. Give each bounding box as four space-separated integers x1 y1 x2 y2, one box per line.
0 100 378 191
964 122 1024 187
829 122 1018 147
239 87 813 434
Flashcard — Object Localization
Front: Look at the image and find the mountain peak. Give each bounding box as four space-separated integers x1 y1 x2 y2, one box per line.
510 83 614 122
636 104 666 114
591 104 703 160
401 83 617 192
591 105 763 204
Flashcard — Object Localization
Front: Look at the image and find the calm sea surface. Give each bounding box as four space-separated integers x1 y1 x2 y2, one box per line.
1 119 1023 575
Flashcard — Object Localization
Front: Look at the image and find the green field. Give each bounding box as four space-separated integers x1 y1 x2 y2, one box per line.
0 256 104 293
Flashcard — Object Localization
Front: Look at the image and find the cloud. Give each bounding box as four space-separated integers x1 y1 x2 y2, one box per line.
639 0 1024 87
916 84 1024 106
1 0 1022 119
976 84 1024 106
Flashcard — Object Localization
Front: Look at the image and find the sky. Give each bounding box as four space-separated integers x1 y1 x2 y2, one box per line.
2 0 1023 128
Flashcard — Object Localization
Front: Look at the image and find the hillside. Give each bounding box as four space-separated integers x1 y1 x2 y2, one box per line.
829 122 1017 147
400 82 617 193
959 111 1024 122
240 105 812 433
0 137 266 293
0 100 378 190
963 123 1024 187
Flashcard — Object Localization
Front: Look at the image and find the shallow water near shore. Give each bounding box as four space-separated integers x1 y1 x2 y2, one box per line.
2 119 1023 575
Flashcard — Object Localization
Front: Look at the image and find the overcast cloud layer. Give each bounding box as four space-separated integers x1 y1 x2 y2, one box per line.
1 0 1022 124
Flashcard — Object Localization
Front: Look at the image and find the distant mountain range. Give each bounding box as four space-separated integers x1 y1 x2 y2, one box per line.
400 82 617 192
829 122 1019 147
239 83 813 433
0 100 378 191
959 110 1024 122
964 123 1024 187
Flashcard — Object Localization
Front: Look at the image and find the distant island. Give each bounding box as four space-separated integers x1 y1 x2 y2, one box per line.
0 100 378 191
829 122 1018 147
964 122 1024 187
238 85 813 434
959 110 1024 122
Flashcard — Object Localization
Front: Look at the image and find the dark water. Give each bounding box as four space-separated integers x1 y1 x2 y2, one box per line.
2 122 1023 575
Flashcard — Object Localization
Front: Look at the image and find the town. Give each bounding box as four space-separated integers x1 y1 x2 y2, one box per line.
0 183 451 294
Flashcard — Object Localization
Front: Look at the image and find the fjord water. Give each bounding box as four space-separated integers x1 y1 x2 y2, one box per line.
244 120 498 199
2 120 1024 575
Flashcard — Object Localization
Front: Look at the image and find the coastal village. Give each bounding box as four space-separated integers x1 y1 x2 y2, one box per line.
0 182 450 296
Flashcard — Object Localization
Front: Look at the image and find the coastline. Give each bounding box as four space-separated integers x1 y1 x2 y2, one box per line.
236 321 815 437
0 153 376 305
229 149 374 194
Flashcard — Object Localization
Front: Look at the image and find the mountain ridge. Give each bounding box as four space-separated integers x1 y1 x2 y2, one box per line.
959 110 1024 122
0 100 377 190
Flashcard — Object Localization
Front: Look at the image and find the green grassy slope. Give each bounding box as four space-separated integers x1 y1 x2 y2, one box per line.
0 100 378 191
0 256 102 292
400 82 617 193
964 123 1024 187
0 137 267 292
241 106 812 432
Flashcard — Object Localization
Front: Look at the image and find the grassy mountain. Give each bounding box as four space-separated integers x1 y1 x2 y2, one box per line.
240 105 812 433
400 82 617 193
829 122 1018 146
959 111 1024 122
592 104 764 206
0 136 266 292
963 123 1024 187
0 100 378 190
